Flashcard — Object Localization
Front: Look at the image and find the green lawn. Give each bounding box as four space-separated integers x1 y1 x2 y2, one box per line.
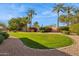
9 32 73 49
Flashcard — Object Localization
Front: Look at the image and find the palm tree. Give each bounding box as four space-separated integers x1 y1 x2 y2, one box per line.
63 5 74 26
73 8 79 24
59 15 66 23
59 14 74 26
27 9 37 28
53 3 64 28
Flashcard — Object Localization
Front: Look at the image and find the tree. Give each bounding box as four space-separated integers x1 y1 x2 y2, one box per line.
0 22 6 27
53 3 64 28
63 5 74 26
33 21 40 28
59 14 74 26
8 18 18 31
27 9 37 27
8 17 28 31
73 8 79 24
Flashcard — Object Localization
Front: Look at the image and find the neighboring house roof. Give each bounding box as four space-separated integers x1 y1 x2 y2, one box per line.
0 26 6 30
51 27 59 32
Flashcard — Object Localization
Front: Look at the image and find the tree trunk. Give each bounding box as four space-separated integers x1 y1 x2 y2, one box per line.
67 11 70 27
29 16 32 28
26 24 28 32
67 22 70 26
57 12 59 28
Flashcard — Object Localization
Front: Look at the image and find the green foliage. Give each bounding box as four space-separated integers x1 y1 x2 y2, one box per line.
53 4 64 28
59 15 67 23
0 35 4 44
60 26 69 31
0 31 9 39
76 31 79 35
0 31 9 44
8 17 28 31
40 26 53 32
62 31 70 35
44 26 52 32
0 22 6 27
33 21 40 28
27 9 37 27
40 27 45 32
70 23 79 35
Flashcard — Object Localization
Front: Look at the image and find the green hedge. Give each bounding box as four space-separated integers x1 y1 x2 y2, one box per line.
0 32 9 39
0 31 9 44
70 23 79 35
0 35 5 44
60 26 69 31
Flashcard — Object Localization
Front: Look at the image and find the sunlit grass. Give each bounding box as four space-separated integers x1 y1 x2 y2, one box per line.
9 32 73 49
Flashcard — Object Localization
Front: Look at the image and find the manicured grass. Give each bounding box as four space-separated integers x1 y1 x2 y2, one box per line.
9 32 73 49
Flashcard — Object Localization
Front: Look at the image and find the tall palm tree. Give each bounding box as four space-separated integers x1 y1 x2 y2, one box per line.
59 14 74 26
27 9 37 27
73 8 79 24
59 15 66 23
63 5 74 26
53 3 64 28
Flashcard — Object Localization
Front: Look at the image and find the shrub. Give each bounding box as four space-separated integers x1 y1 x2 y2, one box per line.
40 26 53 32
70 23 79 35
28 27 39 32
60 26 69 31
62 31 70 35
44 27 52 32
0 35 4 44
0 31 9 39
40 27 45 32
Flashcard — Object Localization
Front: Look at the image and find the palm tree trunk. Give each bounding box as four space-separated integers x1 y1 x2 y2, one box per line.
29 16 32 28
26 24 28 32
57 12 59 28
67 22 69 26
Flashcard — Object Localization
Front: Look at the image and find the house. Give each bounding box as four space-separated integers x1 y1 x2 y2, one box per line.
45 26 59 32
0 26 6 31
51 27 59 32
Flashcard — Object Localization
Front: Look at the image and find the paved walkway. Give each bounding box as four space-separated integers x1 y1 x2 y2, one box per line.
58 35 79 56
0 35 79 56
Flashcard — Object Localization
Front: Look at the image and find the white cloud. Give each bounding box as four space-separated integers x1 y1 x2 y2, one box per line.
35 10 57 18
9 4 26 13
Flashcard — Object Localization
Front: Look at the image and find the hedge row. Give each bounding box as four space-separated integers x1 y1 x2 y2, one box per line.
0 31 9 44
70 23 79 35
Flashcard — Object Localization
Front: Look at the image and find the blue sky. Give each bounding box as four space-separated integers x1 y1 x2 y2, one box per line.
0 3 79 26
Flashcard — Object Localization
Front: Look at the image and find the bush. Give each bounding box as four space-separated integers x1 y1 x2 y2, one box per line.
70 23 79 35
77 31 79 35
62 31 70 35
40 26 53 32
40 27 45 32
60 26 69 31
28 27 39 32
44 27 52 32
0 35 4 44
0 32 9 39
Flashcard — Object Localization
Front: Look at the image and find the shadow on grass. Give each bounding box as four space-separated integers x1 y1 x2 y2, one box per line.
19 37 71 56
20 37 49 49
